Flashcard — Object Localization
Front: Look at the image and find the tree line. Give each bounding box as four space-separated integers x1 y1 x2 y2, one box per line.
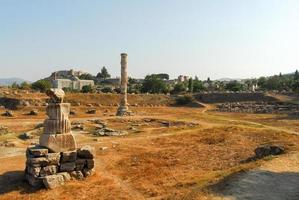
8 68 299 94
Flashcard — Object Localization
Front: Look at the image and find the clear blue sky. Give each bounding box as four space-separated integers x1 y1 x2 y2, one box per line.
1 0 299 81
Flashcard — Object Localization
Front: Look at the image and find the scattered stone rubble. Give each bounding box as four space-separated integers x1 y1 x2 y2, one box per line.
27 110 39 116
93 127 127 136
25 145 95 189
0 125 8 135
86 109 96 114
217 101 299 114
254 145 285 159
25 89 95 189
20 132 34 140
2 110 13 117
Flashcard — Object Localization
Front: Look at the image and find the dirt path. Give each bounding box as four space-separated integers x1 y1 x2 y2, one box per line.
213 153 299 200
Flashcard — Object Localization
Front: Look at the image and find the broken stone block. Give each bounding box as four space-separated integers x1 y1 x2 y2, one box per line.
40 165 58 177
82 168 95 177
70 171 84 180
43 174 65 189
27 157 49 167
46 89 65 104
46 153 61 165
61 150 77 163
75 159 86 171
46 103 70 119
20 132 34 140
86 109 96 114
2 110 13 117
27 146 48 157
39 133 77 153
57 172 71 181
28 110 39 116
86 159 95 170
27 166 41 177
77 145 94 159
60 162 76 172
26 174 44 188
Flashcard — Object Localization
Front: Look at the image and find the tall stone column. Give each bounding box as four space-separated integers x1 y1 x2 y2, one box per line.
39 89 77 152
116 53 131 116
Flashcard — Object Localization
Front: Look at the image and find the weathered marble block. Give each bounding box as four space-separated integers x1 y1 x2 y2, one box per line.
43 119 71 134
39 133 77 153
46 103 70 120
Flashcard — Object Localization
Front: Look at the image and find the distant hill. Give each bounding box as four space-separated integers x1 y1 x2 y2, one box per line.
0 78 30 86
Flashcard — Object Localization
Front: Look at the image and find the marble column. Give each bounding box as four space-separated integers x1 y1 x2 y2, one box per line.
116 53 131 116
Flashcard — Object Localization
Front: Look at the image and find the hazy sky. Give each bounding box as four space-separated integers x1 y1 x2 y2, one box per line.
1 0 299 81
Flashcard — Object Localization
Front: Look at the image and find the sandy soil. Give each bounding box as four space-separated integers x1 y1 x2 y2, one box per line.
0 102 299 199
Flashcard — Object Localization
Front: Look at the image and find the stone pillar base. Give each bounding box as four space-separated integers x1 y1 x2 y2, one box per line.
25 145 95 189
39 133 77 153
116 105 132 116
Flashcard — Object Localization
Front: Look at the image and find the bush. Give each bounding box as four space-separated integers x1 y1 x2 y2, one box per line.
113 88 121 94
81 85 93 93
101 87 113 93
175 95 194 105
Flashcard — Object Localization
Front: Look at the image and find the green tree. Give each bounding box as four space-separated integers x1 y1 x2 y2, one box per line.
152 73 169 80
295 70 299 81
172 83 187 94
193 79 204 92
31 79 51 92
97 66 111 79
188 78 193 93
19 82 31 90
141 74 168 94
79 73 94 80
11 82 19 89
225 81 244 92
258 77 267 89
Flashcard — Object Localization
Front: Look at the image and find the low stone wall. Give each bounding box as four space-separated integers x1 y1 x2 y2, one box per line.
25 145 95 189
194 92 276 103
217 102 299 114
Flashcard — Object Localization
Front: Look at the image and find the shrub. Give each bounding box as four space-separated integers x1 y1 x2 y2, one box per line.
81 85 93 93
101 87 113 93
175 95 194 105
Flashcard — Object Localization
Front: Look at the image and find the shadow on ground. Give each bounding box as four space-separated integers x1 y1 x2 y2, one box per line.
275 113 299 120
0 170 41 195
210 170 299 200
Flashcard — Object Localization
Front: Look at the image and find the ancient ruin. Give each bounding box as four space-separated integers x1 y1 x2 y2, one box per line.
25 89 95 189
39 89 76 152
116 53 132 116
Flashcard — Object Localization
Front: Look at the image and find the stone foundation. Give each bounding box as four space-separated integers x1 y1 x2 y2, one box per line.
25 145 95 189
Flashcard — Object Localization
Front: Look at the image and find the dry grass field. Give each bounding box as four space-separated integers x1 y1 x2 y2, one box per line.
0 91 299 200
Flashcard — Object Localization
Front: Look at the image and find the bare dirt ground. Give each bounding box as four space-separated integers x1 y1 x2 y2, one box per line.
210 153 299 200
0 92 299 199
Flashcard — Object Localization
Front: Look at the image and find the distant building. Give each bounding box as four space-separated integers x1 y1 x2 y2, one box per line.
177 75 190 82
49 69 94 90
